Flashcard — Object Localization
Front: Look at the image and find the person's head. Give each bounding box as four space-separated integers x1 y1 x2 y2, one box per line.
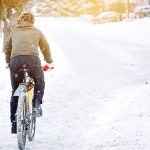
17 12 35 24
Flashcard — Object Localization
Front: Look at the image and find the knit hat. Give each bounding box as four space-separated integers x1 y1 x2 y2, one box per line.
18 12 35 24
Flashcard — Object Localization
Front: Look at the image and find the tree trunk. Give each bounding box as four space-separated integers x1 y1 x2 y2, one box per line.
0 20 2 38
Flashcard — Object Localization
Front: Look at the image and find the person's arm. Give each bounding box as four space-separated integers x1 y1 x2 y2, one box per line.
39 32 53 64
5 34 12 64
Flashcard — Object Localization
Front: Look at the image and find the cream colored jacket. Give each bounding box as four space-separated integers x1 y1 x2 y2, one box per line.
5 22 53 63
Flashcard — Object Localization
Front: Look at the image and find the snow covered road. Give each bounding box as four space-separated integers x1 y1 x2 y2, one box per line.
1 17 150 149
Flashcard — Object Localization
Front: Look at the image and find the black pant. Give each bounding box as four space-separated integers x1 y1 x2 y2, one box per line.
9 55 45 122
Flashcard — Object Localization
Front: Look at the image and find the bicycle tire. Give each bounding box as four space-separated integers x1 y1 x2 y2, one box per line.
27 86 36 141
28 105 36 141
17 93 27 150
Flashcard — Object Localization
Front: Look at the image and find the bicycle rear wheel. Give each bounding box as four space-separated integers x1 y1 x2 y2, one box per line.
28 104 36 141
17 94 27 150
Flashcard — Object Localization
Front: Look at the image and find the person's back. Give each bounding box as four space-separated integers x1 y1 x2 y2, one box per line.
10 24 41 57
5 12 53 134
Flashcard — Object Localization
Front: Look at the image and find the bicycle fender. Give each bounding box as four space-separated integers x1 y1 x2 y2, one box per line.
14 84 26 96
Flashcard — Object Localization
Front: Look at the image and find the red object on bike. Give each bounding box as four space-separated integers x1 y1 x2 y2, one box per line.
43 64 49 72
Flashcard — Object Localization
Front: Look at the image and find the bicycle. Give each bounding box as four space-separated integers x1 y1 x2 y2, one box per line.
13 65 36 150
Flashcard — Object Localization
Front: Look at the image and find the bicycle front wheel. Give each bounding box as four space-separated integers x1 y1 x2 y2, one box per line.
17 94 27 150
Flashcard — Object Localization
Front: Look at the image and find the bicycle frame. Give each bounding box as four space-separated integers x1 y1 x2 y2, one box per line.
14 70 34 115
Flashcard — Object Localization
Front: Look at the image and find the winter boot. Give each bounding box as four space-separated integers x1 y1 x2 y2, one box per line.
33 99 43 117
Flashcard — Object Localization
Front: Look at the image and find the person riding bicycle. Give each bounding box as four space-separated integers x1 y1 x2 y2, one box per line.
5 12 53 134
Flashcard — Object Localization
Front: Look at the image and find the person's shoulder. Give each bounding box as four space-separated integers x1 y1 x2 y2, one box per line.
33 26 42 33
33 27 46 38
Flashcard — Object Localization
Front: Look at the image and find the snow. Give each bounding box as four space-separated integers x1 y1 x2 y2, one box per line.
1 17 150 149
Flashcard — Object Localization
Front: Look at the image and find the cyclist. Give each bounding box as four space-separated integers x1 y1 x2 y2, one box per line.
5 12 53 134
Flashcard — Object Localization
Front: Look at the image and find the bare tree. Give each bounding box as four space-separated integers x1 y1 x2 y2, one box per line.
0 0 29 52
